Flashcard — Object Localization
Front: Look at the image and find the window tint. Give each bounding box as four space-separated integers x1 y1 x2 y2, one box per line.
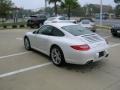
62 25 93 36
37 25 64 36
38 26 52 35
51 27 64 36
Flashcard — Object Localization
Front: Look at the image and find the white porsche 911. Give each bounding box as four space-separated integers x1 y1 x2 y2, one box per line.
24 23 109 66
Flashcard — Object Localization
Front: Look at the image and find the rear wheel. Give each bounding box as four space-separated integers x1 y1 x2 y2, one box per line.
50 46 65 66
24 37 31 50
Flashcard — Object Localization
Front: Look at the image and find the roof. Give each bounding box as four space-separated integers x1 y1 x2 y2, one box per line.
46 23 76 28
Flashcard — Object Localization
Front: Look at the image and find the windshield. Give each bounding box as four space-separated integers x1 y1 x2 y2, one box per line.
62 25 93 36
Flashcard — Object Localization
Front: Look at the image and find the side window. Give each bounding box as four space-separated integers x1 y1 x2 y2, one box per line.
37 26 52 35
51 27 65 36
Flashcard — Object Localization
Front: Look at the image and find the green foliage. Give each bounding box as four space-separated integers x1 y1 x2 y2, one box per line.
114 0 120 17
115 5 120 17
83 4 100 17
61 0 79 19
48 0 61 15
0 0 13 19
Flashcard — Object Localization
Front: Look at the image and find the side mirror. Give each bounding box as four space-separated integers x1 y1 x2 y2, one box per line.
33 31 37 34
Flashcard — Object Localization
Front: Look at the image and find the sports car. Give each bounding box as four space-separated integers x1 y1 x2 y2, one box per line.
24 23 109 66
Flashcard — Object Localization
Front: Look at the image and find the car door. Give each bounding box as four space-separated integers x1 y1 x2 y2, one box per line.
35 25 53 55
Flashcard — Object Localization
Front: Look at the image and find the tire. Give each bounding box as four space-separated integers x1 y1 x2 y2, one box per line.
92 30 96 32
50 46 65 66
24 37 31 50
112 33 117 37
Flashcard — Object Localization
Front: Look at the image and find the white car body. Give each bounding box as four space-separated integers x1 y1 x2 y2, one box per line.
24 23 109 65
79 20 96 31
44 16 76 25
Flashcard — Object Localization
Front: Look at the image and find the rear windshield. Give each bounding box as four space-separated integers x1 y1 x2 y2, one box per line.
62 25 93 36
59 17 66 20
81 20 90 24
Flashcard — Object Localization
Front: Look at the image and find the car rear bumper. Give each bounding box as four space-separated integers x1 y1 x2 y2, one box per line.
64 48 109 65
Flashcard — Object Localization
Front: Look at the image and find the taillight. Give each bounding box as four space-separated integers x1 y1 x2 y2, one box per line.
70 44 90 51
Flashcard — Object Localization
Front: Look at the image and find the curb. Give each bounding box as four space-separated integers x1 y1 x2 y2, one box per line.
96 25 111 30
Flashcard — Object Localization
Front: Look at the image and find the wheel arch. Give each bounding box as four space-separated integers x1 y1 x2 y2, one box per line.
50 44 64 57
50 44 66 66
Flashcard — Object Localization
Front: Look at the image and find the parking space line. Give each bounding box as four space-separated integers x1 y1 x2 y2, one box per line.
0 62 52 78
104 35 112 39
0 52 30 60
16 38 23 40
109 43 120 48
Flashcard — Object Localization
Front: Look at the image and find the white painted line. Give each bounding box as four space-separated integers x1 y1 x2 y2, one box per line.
16 38 23 40
104 35 112 39
109 43 120 48
0 62 52 78
0 52 29 60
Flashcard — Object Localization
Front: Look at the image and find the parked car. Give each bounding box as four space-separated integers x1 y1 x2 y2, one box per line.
24 23 109 66
111 24 120 36
78 19 96 32
27 15 47 28
44 16 76 25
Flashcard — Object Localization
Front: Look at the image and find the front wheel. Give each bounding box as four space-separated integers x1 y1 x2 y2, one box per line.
50 46 65 66
24 37 31 50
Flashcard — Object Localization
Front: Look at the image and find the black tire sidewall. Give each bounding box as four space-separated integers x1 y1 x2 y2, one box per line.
24 37 31 50
50 46 65 66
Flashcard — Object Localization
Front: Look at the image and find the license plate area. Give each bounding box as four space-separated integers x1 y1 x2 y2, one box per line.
99 51 105 57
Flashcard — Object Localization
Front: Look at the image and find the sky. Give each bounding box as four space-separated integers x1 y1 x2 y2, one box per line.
12 0 116 10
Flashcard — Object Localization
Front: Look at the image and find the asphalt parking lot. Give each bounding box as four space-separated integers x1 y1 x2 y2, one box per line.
0 29 120 90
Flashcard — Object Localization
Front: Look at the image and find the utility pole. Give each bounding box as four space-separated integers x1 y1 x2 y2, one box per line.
100 0 103 26
45 0 47 13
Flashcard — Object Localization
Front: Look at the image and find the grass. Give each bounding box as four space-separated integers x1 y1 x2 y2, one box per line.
0 22 26 27
96 25 112 30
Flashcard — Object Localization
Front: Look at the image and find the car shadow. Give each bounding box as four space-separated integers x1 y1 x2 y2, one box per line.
25 48 108 73
61 60 108 73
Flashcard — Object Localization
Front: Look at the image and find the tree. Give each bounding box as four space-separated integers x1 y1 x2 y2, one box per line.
0 0 13 21
61 0 79 19
115 5 120 17
83 4 99 17
114 0 120 17
114 0 120 3
48 0 61 16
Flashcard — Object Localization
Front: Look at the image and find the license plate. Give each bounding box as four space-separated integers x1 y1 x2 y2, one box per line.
99 51 104 57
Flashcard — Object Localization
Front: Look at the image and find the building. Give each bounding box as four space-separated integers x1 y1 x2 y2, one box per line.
92 4 113 13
